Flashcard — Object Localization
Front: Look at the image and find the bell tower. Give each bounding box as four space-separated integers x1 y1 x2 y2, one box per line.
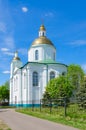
39 24 46 37
10 51 22 78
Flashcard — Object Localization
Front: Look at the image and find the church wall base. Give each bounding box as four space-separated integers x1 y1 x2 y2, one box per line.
10 104 40 107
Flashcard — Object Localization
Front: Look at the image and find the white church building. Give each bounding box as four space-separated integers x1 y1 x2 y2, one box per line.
10 24 67 107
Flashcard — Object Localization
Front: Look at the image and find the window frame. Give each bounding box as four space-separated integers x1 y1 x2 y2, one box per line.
33 71 38 86
53 52 55 60
50 71 55 80
35 50 39 60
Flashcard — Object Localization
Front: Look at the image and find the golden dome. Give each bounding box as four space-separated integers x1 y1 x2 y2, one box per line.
32 36 54 47
39 25 46 31
12 51 21 61
13 57 20 61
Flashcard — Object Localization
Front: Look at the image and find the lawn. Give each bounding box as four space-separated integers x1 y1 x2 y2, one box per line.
16 104 86 130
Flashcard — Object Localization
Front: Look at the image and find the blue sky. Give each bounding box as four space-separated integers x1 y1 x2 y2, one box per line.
0 0 86 85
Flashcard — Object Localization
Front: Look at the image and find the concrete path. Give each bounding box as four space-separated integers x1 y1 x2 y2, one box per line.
0 109 79 130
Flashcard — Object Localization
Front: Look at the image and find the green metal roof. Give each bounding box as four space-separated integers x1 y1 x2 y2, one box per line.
39 59 57 64
20 60 68 69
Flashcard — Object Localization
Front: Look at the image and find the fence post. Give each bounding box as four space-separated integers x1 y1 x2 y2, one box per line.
40 99 41 112
32 100 34 111
49 99 52 114
64 98 67 117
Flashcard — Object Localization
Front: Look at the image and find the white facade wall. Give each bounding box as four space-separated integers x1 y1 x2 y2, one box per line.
22 70 27 104
28 46 44 62
10 62 67 106
10 60 22 78
27 67 32 103
10 79 13 104
17 71 22 105
44 45 56 61
28 44 56 62
28 64 44 103
10 70 22 105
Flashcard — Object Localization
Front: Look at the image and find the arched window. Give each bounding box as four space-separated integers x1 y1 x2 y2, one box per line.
43 32 44 36
33 72 38 86
53 52 55 60
62 72 66 76
35 50 39 60
50 71 55 80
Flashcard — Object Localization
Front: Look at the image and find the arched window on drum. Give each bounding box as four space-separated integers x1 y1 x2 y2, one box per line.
35 50 39 60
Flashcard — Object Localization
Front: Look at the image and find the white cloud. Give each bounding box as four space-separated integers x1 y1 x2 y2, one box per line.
22 7 28 12
82 64 86 73
70 40 86 46
1 47 14 56
1 48 9 52
44 12 54 17
2 70 10 74
0 22 6 33
4 51 14 56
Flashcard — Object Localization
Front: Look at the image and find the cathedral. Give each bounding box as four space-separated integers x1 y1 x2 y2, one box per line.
10 24 67 107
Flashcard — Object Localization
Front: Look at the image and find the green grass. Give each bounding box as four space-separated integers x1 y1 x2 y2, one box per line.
16 105 86 130
0 106 15 109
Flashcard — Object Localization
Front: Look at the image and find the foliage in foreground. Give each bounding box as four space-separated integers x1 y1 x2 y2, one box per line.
44 75 73 99
67 64 85 89
77 81 86 109
0 81 9 103
43 64 86 110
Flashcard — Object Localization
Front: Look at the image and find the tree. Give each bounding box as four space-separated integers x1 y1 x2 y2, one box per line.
44 76 73 100
0 81 9 104
68 64 85 89
43 64 85 103
77 76 86 109
67 64 85 100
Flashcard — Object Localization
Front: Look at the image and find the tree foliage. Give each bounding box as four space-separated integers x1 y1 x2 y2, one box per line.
77 77 86 109
68 64 85 89
43 64 85 102
44 76 73 99
0 81 9 103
